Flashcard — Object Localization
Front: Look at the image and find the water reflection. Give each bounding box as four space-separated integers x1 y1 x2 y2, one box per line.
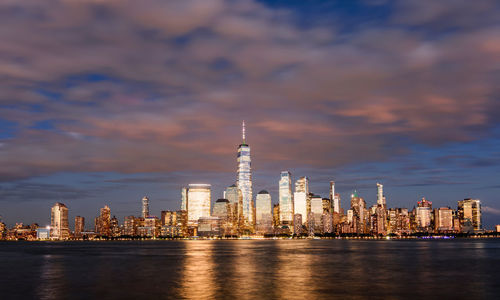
38 254 65 300
180 241 216 299
275 241 315 299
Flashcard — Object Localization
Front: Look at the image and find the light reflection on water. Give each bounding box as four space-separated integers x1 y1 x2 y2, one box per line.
0 240 499 299
180 241 216 299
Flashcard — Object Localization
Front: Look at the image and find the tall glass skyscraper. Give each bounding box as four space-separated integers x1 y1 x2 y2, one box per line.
187 184 211 225
142 196 149 218
237 121 253 225
294 176 309 223
255 190 272 233
279 171 293 225
181 187 187 211
51 202 69 240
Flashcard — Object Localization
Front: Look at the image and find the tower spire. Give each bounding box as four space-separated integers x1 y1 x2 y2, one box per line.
242 120 246 144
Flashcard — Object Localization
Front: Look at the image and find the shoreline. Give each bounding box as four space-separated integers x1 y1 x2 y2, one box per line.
4 235 500 242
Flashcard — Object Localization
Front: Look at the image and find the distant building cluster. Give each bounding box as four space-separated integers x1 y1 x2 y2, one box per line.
0 122 497 240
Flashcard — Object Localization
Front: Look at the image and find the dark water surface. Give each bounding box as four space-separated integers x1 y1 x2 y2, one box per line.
1 239 499 299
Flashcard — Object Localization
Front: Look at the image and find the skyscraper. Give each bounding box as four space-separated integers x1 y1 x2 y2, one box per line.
458 198 481 232
51 202 69 240
142 196 150 218
294 177 309 223
377 183 385 206
237 121 253 225
255 190 272 234
416 197 432 230
279 171 293 226
74 216 85 237
187 184 211 226
224 184 243 230
330 181 341 213
213 199 230 220
96 205 111 236
181 187 188 211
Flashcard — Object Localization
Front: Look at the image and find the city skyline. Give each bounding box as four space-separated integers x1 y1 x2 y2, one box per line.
1 0 500 228
0 121 493 234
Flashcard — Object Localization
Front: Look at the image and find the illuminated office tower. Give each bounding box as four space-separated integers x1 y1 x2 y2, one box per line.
255 190 272 233
279 171 294 226
294 177 309 223
213 199 230 220
51 202 69 240
458 198 482 232
142 196 150 218
124 216 138 236
330 181 341 214
96 205 111 236
237 121 253 225
273 204 280 228
181 187 188 211
435 207 453 232
224 184 243 228
416 197 432 230
110 216 121 237
376 183 385 206
309 195 323 233
350 191 367 234
74 216 85 237
187 184 211 225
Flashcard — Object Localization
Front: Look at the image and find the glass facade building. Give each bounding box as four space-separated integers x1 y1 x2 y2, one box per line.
237 121 253 225
255 190 272 233
458 198 481 232
294 176 309 223
142 196 149 218
181 187 187 211
279 171 293 225
187 184 211 225
51 202 69 240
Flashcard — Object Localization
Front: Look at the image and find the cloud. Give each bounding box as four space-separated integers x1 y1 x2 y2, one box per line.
483 206 500 216
0 0 499 181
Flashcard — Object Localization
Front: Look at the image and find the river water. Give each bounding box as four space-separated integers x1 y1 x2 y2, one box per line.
1 239 499 299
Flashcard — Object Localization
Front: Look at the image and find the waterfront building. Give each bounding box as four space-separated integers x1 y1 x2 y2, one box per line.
142 196 150 218
224 184 243 230
322 198 331 214
330 182 341 214
294 177 309 223
197 217 222 237
74 216 85 238
181 187 188 211
187 184 211 226
279 171 294 227
350 191 368 234
435 207 453 232
50 202 69 240
142 216 160 237
458 198 482 232
213 199 231 220
110 216 120 237
496 225 500 232
322 212 333 234
310 195 323 233
255 190 272 234
36 228 50 240
124 215 138 236
293 214 303 235
237 121 253 226
0 222 6 240
273 204 280 228
161 210 173 226
416 197 433 231
95 205 111 237
377 183 386 206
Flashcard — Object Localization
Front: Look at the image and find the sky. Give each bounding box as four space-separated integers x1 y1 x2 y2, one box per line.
0 0 499 228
